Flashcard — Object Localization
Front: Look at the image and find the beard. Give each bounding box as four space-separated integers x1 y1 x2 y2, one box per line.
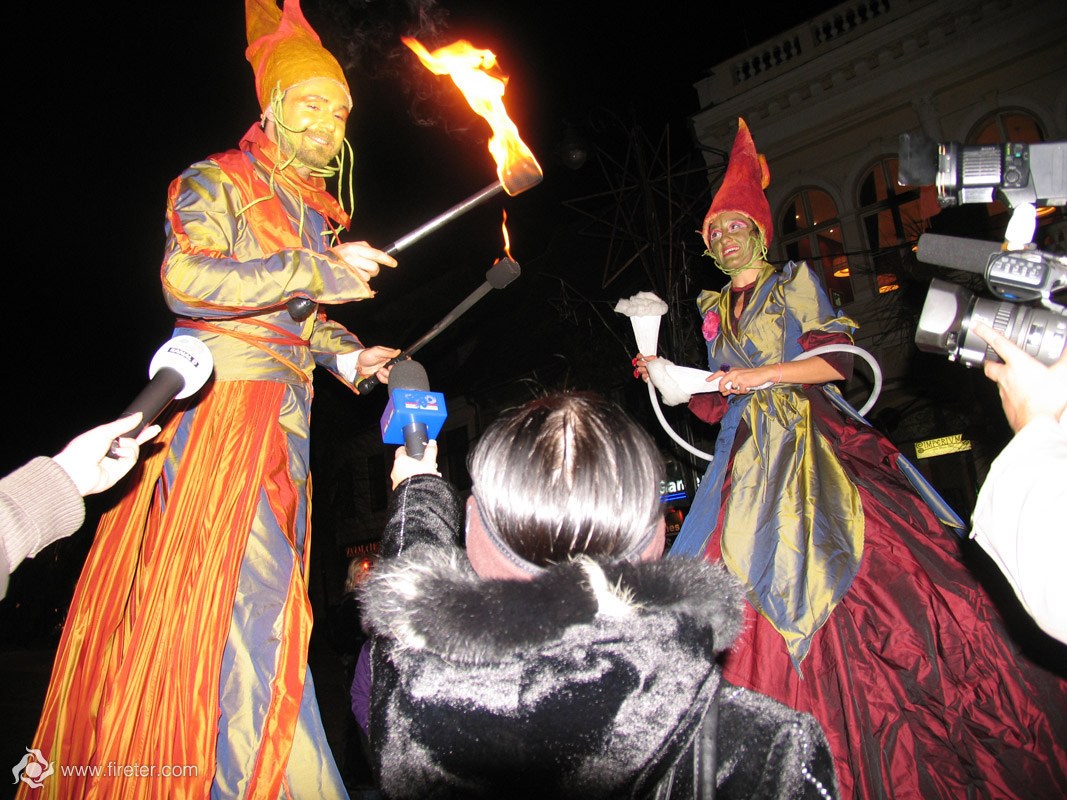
277 128 341 171
295 138 339 170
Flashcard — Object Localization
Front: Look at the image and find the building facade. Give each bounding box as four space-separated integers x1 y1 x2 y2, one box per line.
689 0 1066 516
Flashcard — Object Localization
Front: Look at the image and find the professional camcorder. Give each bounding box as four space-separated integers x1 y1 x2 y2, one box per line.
898 133 1067 368
899 133 1067 209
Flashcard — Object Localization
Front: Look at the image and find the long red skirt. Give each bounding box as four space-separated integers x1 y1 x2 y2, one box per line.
706 429 1067 799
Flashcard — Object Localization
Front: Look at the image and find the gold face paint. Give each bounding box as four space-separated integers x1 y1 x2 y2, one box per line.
275 77 351 171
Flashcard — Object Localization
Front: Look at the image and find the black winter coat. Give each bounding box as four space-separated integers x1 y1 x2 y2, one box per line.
361 475 838 799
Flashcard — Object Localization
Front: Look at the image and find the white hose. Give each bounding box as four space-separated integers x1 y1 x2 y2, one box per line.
648 379 717 462
791 344 883 417
649 344 883 463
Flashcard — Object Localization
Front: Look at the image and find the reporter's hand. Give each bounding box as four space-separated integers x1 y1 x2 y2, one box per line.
331 241 398 283
53 413 162 496
390 440 441 490
971 322 1067 432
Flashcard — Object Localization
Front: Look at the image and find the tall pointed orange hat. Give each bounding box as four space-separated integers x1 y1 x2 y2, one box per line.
245 0 351 112
702 118 773 247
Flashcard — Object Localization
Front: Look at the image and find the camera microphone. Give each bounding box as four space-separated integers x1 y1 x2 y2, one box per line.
914 233 1067 368
918 232 1066 305
379 360 447 459
916 233 999 275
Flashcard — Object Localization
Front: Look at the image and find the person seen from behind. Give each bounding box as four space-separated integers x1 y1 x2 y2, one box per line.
361 391 839 799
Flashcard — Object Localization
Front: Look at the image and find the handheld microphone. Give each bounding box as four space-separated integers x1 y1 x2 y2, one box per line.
108 335 214 457
380 360 447 459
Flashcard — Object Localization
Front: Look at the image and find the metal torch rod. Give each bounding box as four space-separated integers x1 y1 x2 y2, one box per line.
383 180 506 256
286 180 506 321
403 283 494 356
355 256 521 394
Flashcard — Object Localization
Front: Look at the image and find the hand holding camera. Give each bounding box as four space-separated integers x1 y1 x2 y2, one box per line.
899 133 1066 368
970 321 1067 433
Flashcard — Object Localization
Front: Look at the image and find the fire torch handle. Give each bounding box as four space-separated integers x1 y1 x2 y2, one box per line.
288 180 507 322
382 181 506 256
352 353 409 395
354 257 520 395
354 282 494 395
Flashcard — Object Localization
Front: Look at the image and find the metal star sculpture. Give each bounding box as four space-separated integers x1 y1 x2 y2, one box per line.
561 117 727 297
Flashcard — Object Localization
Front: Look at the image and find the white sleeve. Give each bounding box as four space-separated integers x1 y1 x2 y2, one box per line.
334 349 362 383
971 415 1067 643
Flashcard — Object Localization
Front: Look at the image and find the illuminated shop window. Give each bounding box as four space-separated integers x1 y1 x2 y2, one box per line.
779 188 852 307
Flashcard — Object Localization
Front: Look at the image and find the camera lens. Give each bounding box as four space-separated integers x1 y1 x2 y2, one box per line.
961 298 1066 368
915 278 1066 368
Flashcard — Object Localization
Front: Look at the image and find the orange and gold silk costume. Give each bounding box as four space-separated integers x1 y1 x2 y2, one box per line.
23 123 369 800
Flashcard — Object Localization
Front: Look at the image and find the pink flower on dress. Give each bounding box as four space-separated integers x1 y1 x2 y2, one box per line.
702 310 721 341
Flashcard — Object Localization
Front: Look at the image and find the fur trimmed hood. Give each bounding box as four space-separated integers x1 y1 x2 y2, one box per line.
362 475 839 800
362 547 744 664
361 472 747 799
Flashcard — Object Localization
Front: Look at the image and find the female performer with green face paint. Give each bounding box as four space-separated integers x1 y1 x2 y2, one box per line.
634 119 1067 799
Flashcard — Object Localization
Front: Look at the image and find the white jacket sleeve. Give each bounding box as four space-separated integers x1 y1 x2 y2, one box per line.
970 415 1067 643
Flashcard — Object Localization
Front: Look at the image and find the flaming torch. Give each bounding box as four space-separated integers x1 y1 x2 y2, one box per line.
383 38 544 254
355 211 522 394
288 37 542 320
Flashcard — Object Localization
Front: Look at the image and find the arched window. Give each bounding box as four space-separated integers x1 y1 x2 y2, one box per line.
778 188 852 307
973 108 1044 147
858 157 925 295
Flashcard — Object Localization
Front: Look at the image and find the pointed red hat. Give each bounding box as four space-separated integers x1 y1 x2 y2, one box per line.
702 118 773 247
245 0 351 112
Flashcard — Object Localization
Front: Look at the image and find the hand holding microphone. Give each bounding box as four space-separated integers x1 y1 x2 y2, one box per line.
107 335 214 457
390 439 441 490
54 413 162 496
380 360 447 460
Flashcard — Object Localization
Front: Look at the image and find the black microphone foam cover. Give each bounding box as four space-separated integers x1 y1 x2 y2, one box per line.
917 234 999 275
389 359 430 392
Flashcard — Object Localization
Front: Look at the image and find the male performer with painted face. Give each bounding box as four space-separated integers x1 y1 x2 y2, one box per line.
23 2 398 797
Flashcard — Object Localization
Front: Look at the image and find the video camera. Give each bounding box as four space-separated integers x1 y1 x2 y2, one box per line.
898 133 1067 368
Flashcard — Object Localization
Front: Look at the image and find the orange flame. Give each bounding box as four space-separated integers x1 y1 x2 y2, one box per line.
402 37 543 196
500 210 512 259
